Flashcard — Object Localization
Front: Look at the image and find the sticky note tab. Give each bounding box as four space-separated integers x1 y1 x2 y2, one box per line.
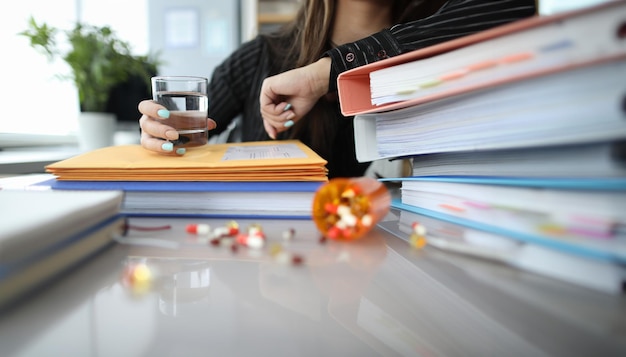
419 79 443 88
466 60 498 71
396 87 419 95
499 52 534 64
539 39 575 53
439 69 469 81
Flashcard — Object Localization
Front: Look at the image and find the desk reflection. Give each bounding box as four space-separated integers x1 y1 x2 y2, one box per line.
1 216 625 357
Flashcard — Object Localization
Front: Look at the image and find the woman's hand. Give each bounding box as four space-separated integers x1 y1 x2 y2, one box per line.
260 57 331 139
138 100 217 155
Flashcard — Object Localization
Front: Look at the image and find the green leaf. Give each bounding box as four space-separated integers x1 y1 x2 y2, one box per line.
19 17 162 112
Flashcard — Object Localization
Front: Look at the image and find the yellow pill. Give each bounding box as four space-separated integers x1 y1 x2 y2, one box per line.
409 233 427 249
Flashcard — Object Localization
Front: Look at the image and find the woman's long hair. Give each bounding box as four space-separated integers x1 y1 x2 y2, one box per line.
264 0 448 172
283 0 448 68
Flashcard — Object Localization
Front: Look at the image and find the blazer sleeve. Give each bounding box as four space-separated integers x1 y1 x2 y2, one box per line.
324 0 537 91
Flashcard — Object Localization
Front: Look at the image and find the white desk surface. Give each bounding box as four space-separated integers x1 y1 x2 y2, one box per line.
0 210 625 357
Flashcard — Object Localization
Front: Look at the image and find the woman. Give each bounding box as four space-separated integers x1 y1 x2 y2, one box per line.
139 0 536 178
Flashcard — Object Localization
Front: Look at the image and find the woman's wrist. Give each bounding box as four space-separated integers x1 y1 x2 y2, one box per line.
309 57 331 96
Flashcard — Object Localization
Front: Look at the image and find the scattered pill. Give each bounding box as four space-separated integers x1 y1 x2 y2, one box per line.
209 238 221 246
412 222 427 236
275 251 291 265
213 226 231 237
247 223 265 237
410 233 427 249
246 235 265 249
226 220 240 235
122 263 152 295
291 254 304 266
409 222 428 249
269 243 283 256
282 228 295 241
132 263 152 284
186 223 211 235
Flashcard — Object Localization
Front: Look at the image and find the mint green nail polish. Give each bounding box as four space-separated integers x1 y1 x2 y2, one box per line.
157 109 170 119
161 142 173 151
283 103 292 111
284 120 294 128
176 148 186 155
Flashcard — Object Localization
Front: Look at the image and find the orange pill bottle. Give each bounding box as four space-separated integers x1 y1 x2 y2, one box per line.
312 177 391 240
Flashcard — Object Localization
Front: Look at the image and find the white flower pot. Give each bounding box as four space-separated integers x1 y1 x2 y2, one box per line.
77 112 116 152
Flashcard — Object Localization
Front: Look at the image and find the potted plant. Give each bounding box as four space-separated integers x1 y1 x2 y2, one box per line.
19 16 160 150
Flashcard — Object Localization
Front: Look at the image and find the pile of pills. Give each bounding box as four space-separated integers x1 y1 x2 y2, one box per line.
321 186 374 240
312 177 390 241
314 184 372 240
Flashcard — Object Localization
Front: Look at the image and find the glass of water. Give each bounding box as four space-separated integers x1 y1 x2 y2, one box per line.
151 76 209 147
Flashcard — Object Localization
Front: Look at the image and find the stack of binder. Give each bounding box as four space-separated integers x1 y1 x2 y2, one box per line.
337 1 626 294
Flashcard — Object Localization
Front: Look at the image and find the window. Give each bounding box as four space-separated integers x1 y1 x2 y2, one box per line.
0 0 147 147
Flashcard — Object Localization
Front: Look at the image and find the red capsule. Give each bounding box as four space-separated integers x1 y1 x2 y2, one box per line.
186 223 210 235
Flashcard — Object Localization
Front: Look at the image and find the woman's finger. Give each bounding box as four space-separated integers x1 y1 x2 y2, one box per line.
138 99 171 120
139 114 179 141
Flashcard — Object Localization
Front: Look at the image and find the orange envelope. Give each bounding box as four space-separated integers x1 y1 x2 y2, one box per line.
46 140 328 182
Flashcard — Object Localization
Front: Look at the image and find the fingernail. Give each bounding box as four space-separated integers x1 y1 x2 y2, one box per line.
165 130 179 140
161 142 174 151
284 120 294 128
283 103 292 112
176 148 186 155
157 109 170 119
